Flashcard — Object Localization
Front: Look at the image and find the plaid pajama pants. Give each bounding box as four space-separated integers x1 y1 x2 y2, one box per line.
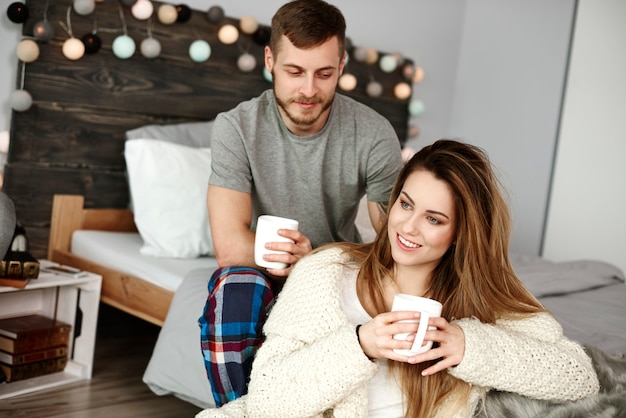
198 266 276 407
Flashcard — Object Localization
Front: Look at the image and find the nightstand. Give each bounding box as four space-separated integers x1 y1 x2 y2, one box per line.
0 262 102 399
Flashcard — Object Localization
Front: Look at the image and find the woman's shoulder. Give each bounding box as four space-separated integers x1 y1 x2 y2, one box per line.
291 246 351 272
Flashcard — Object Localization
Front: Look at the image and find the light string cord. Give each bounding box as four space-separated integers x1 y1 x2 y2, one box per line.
58 6 74 38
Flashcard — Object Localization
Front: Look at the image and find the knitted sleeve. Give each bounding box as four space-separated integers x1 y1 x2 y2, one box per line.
244 248 378 417
247 323 376 417
449 313 599 401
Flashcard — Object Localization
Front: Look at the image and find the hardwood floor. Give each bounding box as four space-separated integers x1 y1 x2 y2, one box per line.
0 304 203 417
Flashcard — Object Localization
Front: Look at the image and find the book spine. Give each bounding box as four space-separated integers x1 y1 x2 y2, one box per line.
0 332 71 354
1 345 68 365
0 356 68 382
0 323 72 339
0 277 29 288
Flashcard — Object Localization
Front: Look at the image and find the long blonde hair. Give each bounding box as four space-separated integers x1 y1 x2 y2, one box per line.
334 139 545 417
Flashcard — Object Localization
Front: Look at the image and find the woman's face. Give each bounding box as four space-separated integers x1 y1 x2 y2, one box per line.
388 169 456 277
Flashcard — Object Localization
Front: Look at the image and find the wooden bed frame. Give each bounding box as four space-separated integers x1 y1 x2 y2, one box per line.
6 0 414 325
47 194 172 326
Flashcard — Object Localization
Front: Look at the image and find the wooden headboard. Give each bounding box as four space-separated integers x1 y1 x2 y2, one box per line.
4 0 412 258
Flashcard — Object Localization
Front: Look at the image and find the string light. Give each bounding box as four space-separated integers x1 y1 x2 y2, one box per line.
33 0 54 42
11 62 32 112
16 39 39 63
73 0 95 16
207 6 224 24
140 17 161 59
239 16 258 35
189 39 211 62
338 73 357 92
237 53 256 72
218 24 239 45
131 0 153 20
4 2 424 113
176 4 192 23
58 6 85 60
7 2 29 23
157 4 177 25
113 5 136 59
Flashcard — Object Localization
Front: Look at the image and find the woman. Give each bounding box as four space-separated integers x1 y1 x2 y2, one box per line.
197 139 599 418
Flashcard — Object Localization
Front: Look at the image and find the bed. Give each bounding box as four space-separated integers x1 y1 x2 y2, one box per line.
7 0 626 413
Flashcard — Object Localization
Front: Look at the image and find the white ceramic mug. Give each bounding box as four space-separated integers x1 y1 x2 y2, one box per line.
392 294 443 356
254 215 299 269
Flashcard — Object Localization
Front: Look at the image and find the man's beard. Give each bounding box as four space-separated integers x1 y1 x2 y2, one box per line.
274 86 334 129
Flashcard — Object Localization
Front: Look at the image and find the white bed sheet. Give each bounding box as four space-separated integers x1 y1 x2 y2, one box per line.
71 230 219 292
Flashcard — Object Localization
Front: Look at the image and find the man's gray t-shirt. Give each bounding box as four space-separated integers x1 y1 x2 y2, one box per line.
209 89 403 248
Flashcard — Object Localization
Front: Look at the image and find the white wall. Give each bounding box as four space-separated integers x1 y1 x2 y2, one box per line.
0 13 20 133
445 0 576 255
0 1 583 258
543 0 626 274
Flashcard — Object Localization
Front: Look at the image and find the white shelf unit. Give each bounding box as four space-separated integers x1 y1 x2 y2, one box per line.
0 267 102 399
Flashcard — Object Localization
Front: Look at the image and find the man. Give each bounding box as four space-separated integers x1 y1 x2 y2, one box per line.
200 0 403 406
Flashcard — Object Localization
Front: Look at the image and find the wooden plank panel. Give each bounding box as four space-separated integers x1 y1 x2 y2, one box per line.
8 104 207 166
21 44 269 120
2 164 128 222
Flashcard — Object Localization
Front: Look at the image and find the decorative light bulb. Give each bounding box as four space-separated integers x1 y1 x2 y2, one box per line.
62 37 85 60
237 53 256 72
73 0 95 16
33 20 55 42
402 63 415 81
379 54 398 73
394 82 412 100
7 2 29 23
366 81 383 98
112 35 136 59
218 24 239 45
157 4 177 24
189 40 211 63
82 33 102 54
338 73 357 92
409 100 425 116
252 27 270 46
176 4 192 22
412 67 425 84
365 48 379 65
131 0 153 20
352 47 368 62
16 39 40 63
239 16 258 35
141 37 161 59
206 6 224 23
11 89 33 112
0 131 9 153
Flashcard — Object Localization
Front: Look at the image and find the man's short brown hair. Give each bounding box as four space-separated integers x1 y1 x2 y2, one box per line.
270 0 346 58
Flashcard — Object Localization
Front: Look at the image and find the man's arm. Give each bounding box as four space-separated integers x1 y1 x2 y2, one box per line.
367 200 386 234
207 185 256 268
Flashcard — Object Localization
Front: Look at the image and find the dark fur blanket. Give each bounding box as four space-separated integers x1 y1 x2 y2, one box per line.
474 345 626 418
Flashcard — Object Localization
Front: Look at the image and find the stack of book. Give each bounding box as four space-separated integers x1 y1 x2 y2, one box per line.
0 251 40 288
0 314 71 383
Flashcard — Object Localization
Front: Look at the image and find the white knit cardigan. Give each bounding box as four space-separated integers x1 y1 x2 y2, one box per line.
197 248 599 418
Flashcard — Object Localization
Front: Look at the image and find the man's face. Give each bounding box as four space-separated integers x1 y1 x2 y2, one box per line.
265 35 345 136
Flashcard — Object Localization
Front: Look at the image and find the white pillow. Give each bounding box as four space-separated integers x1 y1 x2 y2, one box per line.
124 139 213 258
125 120 213 148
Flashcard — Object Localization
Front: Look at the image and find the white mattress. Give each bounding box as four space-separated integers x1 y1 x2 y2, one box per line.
71 230 219 292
